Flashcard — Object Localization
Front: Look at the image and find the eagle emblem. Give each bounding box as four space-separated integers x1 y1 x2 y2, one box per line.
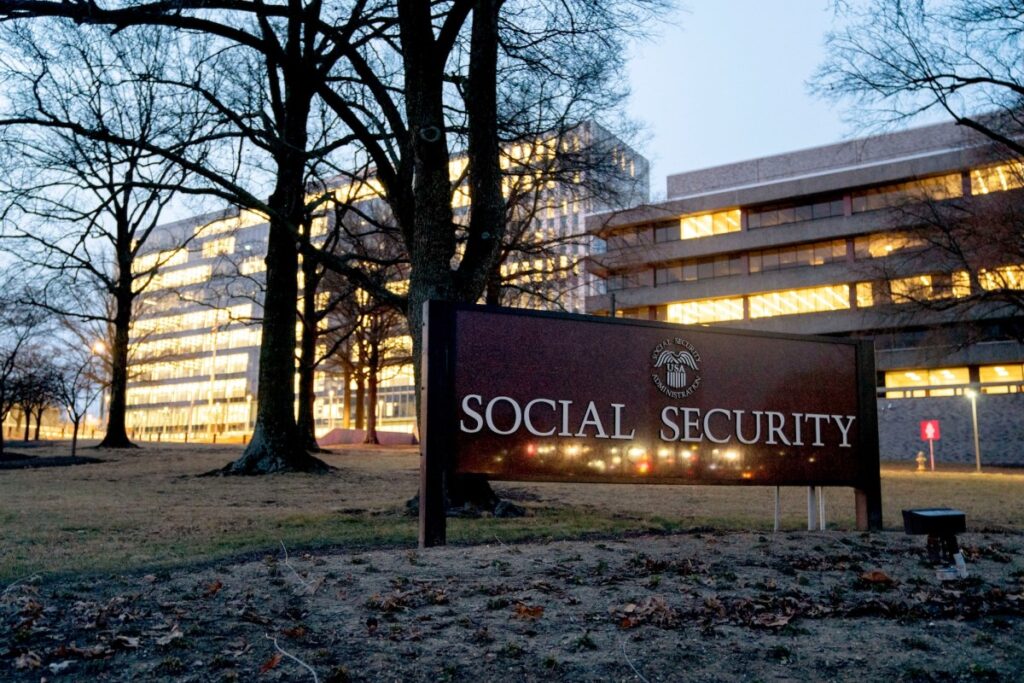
654 349 699 389
651 338 702 398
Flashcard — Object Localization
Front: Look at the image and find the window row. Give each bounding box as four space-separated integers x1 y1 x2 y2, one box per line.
749 239 847 273
747 198 844 229
884 364 1024 398
132 328 262 359
133 352 250 383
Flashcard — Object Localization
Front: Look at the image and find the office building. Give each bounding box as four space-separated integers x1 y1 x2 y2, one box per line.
586 121 1024 464
126 124 648 440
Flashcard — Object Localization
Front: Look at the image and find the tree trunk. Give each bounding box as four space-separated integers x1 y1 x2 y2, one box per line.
398 0 500 511
295 254 323 451
99 287 137 448
220 77 329 474
363 336 380 445
33 408 42 441
22 407 30 442
71 419 80 458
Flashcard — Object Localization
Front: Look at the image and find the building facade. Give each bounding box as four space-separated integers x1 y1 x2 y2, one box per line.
126 125 648 440
586 122 1024 464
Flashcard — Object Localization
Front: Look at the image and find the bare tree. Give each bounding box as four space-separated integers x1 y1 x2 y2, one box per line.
815 0 1024 154
0 282 44 457
0 0 665 491
0 21 219 449
52 350 104 457
816 0 1024 343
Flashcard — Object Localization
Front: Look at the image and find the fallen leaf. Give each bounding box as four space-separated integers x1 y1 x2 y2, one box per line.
48 660 74 674
113 635 140 649
513 603 544 620
155 626 184 646
260 652 283 674
860 570 895 585
366 616 378 636
204 580 224 597
619 617 636 629
282 626 307 639
14 651 42 670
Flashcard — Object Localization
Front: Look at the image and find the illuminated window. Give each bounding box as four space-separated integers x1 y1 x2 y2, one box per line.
889 275 933 303
675 209 741 240
202 237 236 258
196 209 268 237
146 265 211 291
240 257 266 275
132 328 261 358
665 297 744 325
126 377 249 406
853 233 926 258
852 174 962 213
979 264 1024 291
134 353 249 382
748 285 850 319
856 282 874 308
970 162 1024 195
884 367 969 398
133 248 188 274
132 304 252 337
980 364 1024 394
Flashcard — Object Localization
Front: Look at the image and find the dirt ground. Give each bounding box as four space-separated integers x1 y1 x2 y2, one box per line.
3 531 1023 682
2 442 1023 681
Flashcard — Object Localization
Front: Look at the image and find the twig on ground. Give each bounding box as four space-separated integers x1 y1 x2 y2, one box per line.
279 541 315 592
493 534 507 547
2 573 41 597
621 639 651 683
266 634 320 683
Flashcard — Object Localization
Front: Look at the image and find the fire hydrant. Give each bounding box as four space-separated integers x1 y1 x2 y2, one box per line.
916 451 927 472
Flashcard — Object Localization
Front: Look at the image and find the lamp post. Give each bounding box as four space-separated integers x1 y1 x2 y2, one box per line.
965 388 982 473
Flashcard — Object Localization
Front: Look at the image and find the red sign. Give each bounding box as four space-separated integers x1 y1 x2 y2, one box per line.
920 420 941 441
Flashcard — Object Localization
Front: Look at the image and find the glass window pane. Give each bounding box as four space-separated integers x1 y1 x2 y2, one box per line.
749 253 762 273
778 207 795 224
762 250 779 271
795 205 813 222
682 262 698 281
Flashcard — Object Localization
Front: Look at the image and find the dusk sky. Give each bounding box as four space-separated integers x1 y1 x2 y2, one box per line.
626 1 855 198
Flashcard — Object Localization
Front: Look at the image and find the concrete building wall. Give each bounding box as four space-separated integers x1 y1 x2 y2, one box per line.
878 393 1024 466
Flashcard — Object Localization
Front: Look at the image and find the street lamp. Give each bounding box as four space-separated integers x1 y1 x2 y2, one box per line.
964 388 982 473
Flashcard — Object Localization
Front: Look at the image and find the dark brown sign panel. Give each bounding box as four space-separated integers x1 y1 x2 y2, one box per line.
419 302 882 546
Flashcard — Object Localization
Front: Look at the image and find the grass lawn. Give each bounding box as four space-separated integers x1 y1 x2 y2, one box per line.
1 441 1022 582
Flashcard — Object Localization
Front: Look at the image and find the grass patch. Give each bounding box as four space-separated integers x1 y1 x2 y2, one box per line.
2 441 1023 582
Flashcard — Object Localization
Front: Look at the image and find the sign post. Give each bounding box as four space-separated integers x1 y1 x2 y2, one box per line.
919 420 940 472
419 302 883 547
